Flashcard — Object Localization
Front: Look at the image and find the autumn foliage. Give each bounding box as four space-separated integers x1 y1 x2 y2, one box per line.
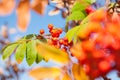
1 0 120 80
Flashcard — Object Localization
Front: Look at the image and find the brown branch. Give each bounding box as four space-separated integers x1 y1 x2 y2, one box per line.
0 40 7 45
105 0 111 7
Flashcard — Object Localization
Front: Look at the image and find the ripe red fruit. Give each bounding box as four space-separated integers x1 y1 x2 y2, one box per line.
58 28 63 34
55 44 61 49
52 37 58 42
81 40 94 51
68 41 73 46
62 47 67 52
70 43 87 61
63 37 68 42
51 33 59 37
98 60 111 72
90 9 106 21
83 64 90 74
47 39 53 45
92 50 105 58
91 69 100 78
85 6 95 14
39 29 44 34
63 41 68 46
111 12 120 23
48 24 53 30
59 39 64 45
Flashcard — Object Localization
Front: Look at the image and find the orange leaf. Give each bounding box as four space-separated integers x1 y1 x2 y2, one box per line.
29 67 61 80
0 0 15 16
31 0 48 15
70 43 87 61
72 63 89 80
16 0 30 32
62 73 71 80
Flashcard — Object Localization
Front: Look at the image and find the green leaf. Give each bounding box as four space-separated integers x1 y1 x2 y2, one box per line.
1 42 17 53
81 8 104 25
36 53 43 64
26 40 37 66
66 22 89 43
71 2 86 12
15 42 26 64
85 0 96 4
66 0 96 22
36 42 70 64
23 34 37 39
66 11 85 22
24 34 47 42
76 23 89 36
37 35 47 43
65 9 94 43
2 43 19 60
66 8 104 43
66 26 80 43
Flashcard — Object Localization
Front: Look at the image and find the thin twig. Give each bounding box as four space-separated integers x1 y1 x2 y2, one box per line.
105 0 111 7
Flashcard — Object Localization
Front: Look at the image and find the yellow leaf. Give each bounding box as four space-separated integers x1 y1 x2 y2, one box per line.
62 73 71 80
72 63 89 80
36 42 70 64
0 0 15 16
54 76 60 80
29 67 61 80
31 0 48 15
16 0 30 32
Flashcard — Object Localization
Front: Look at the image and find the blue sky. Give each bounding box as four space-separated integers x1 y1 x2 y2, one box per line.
0 4 66 80
0 4 66 42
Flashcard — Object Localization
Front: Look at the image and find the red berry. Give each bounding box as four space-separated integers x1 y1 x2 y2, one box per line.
55 44 61 49
48 24 53 30
40 29 44 34
63 41 68 46
52 37 58 42
49 29 52 33
58 28 63 34
85 6 95 14
68 41 73 46
91 70 100 78
59 39 64 45
62 47 67 52
51 29 60 37
98 60 111 72
83 64 90 74
51 29 56 34
63 37 68 42
81 40 94 51
47 39 53 45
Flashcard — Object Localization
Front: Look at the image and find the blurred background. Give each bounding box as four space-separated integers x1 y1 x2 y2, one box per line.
0 0 120 80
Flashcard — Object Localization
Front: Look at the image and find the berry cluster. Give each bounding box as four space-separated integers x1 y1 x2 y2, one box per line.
85 6 95 14
70 9 120 79
39 24 73 53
